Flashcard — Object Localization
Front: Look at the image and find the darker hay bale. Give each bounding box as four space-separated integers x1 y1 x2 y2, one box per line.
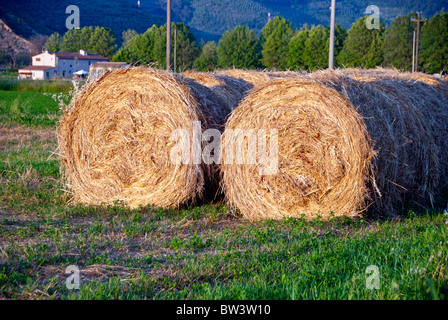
325 68 448 188
222 70 446 220
58 67 246 209
216 69 274 88
182 70 251 130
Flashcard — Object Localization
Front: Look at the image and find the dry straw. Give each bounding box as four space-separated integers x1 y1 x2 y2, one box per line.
222 69 447 220
216 69 274 87
222 77 374 220
58 67 246 209
331 68 448 186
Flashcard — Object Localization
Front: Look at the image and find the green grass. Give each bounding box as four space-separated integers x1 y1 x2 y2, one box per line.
0 78 78 93
0 91 70 127
0 92 447 300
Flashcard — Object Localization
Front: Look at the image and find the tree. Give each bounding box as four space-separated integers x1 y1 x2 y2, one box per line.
113 25 160 64
60 28 84 53
121 29 138 47
383 14 417 71
302 25 330 70
260 16 295 70
287 24 347 70
60 26 117 58
111 47 135 64
334 24 348 58
287 26 309 70
89 27 117 58
420 11 448 73
194 41 218 71
112 23 199 70
171 23 200 71
152 23 199 70
337 16 385 68
217 26 261 69
44 32 62 52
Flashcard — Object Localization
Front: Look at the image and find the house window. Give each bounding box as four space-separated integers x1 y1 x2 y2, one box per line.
63 60 66 65
46 71 50 79
36 58 41 62
89 61 91 66
70 65 72 68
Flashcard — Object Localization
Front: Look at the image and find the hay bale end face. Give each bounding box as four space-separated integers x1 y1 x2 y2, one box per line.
222 78 374 220
58 68 199 209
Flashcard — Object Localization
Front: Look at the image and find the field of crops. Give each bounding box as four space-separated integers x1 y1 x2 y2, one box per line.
0 88 447 300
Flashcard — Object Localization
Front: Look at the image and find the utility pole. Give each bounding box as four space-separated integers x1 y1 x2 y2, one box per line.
174 28 177 73
411 12 425 72
328 0 336 69
166 0 171 71
412 31 416 72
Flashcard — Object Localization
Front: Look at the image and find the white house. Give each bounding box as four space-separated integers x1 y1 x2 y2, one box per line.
18 49 109 80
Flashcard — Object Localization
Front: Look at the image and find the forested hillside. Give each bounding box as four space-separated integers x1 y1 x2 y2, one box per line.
0 0 447 42
0 0 164 42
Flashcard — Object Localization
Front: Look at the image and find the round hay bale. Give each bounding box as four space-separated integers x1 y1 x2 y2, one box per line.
222 77 375 220
222 73 442 220
330 68 448 187
58 67 246 209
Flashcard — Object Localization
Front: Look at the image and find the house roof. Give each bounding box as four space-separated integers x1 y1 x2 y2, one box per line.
91 62 128 68
19 65 55 71
54 52 109 61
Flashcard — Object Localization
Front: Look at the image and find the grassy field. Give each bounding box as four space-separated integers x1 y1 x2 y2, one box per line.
0 91 70 127
0 90 447 300
0 77 79 93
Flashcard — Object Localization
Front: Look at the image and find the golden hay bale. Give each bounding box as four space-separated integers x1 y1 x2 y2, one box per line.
222 77 375 220
58 67 246 209
222 73 443 220
216 69 274 88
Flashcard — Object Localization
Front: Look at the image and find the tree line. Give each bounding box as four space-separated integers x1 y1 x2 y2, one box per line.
44 11 448 74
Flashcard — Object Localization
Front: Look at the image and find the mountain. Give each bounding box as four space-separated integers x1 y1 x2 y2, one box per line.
0 0 447 43
0 18 35 55
0 0 164 42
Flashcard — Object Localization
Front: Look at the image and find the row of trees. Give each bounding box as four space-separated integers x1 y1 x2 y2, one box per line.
45 26 117 58
44 12 448 73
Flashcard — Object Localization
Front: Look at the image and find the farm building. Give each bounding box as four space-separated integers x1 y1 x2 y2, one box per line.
18 49 109 80
89 62 129 81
